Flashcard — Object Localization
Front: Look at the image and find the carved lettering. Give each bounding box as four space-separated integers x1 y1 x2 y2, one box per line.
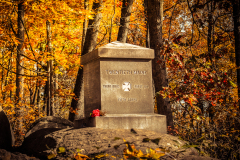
134 84 149 89
127 98 138 102
103 84 149 90
112 85 120 88
134 85 142 89
103 84 120 89
118 98 127 102
103 85 111 88
118 97 138 102
105 70 146 75
143 85 149 89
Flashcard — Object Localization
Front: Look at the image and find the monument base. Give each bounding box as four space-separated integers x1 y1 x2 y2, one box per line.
86 114 167 134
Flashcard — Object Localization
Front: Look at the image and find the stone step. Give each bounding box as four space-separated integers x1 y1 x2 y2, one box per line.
86 114 167 134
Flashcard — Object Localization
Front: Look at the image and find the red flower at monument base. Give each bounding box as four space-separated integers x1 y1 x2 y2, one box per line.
91 109 100 117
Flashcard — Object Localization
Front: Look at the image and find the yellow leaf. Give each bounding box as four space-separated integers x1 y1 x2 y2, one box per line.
58 147 65 153
75 153 89 160
47 154 56 159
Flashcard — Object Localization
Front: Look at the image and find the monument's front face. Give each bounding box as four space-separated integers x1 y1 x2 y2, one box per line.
100 59 153 114
82 41 155 117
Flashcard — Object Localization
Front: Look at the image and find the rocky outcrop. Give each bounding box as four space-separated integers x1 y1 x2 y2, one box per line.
0 106 15 150
17 116 219 159
20 126 219 160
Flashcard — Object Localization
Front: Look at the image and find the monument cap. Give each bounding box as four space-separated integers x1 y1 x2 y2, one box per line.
81 41 154 65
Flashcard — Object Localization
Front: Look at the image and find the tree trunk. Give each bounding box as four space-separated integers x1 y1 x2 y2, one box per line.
46 20 53 116
81 0 88 53
82 2 103 55
206 2 215 124
144 0 150 48
69 1 103 122
109 0 116 43
31 80 38 106
38 46 43 116
15 2 25 132
117 0 134 43
2 52 12 102
233 0 240 107
147 0 174 129
54 72 58 115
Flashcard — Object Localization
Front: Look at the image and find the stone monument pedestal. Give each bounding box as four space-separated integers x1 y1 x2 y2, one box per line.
81 41 167 134
87 114 167 134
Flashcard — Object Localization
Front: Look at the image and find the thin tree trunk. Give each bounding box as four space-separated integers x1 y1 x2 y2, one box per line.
232 0 240 131
117 0 134 43
133 27 139 45
15 2 25 132
32 84 38 105
46 20 53 116
69 1 103 122
38 45 43 116
144 0 150 48
50 60 53 114
32 65 39 106
207 2 214 124
207 2 213 62
1 51 4 106
81 0 88 53
109 0 116 43
147 0 174 129
2 52 12 101
37 81 41 117
233 0 240 107
54 72 58 115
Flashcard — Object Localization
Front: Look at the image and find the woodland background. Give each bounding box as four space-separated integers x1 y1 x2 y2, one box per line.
0 0 240 159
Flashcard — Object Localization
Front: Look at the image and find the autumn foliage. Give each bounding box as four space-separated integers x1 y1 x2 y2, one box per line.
160 0 240 159
0 0 240 159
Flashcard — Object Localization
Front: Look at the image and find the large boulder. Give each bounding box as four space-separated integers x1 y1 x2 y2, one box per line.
20 116 74 158
20 126 219 160
24 116 74 138
0 149 40 160
0 106 15 150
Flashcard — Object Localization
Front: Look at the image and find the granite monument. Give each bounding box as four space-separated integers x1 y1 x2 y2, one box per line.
81 41 167 133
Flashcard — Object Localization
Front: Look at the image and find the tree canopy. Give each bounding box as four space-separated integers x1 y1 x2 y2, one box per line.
0 0 239 159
